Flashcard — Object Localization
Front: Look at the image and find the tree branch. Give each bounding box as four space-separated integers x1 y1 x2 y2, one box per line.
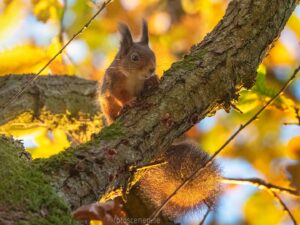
272 192 297 225
0 0 299 224
0 75 102 142
148 5 300 223
199 206 211 225
56 0 296 211
0 0 112 113
222 177 300 197
222 177 298 225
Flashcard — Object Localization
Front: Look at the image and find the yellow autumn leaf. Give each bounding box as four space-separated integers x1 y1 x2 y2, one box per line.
0 44 49 75
27 128 70 158
181 0 210 14
152 44 175 76
0 0 26 41
244 191 285 225
275 95 297 112
32 0 60 23
236 91 260 113
266 42 295 65
8 126 45 138
287 14 300 39
9 126 69 158
287 136 300 159
47 37 68 74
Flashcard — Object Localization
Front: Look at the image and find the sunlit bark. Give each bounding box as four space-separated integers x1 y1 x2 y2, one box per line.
0 0 298 224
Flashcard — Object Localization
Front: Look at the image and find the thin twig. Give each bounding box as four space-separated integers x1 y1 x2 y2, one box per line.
230 102 243 114
148 64 300 223
223 177 298 224
0 0 112 112
199 206 211 225
283 122 300 126
295 107 300 124
222 177 299 197
271 192 297 225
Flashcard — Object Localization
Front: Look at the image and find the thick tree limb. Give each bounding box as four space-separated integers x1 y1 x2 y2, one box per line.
0 75 99 124
38 0 300 207
0 75 102 141
148 60 300 222
0 0 112 112
0 0 299 224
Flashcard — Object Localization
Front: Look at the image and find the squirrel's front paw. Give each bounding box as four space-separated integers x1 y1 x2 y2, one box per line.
118 98 138 116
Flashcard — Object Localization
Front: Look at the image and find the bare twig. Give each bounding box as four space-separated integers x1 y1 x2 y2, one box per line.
272 192 297 225
0 0 112 112
283 123 300 126
230 102 244 114
199 206 211 225
223 177 298 224
222 177 299 197
295 107 300 123
148 64 300 223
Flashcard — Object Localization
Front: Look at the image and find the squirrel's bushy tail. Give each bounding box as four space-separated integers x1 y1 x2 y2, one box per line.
137 141 221 220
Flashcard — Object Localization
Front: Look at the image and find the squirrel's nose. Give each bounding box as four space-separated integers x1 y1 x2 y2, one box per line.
149 68 155 74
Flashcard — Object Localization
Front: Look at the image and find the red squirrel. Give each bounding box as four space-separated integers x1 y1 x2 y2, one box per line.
99 21 221 222
100 20 158 125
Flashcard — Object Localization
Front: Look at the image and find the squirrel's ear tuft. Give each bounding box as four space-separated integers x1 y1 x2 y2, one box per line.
140 19 149 45
118 23 133 55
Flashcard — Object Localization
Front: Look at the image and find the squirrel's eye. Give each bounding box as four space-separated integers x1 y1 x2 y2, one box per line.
131 53 139 62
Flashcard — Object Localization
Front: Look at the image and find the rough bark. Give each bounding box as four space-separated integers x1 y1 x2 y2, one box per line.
0 0 298 224
0 75 102 142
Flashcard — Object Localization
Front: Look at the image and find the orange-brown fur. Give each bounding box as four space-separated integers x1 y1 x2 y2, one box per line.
100 21 221 222
137 142 221 220
100 21 158 124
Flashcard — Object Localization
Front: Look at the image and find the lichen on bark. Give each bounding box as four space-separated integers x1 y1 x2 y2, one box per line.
0 0 298 224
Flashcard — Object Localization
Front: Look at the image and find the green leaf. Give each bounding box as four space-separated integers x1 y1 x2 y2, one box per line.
252 69 277 98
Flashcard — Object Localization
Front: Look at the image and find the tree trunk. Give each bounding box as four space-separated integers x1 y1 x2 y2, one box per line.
0 0 298 224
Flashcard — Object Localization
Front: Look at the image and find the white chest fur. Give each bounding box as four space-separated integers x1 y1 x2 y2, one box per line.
126 74 146 96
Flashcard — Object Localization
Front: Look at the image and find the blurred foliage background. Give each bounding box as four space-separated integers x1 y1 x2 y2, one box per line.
0 0 300 224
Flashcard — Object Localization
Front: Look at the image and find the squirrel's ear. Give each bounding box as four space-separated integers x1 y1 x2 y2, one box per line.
140 19 149 45
118 23 133 55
